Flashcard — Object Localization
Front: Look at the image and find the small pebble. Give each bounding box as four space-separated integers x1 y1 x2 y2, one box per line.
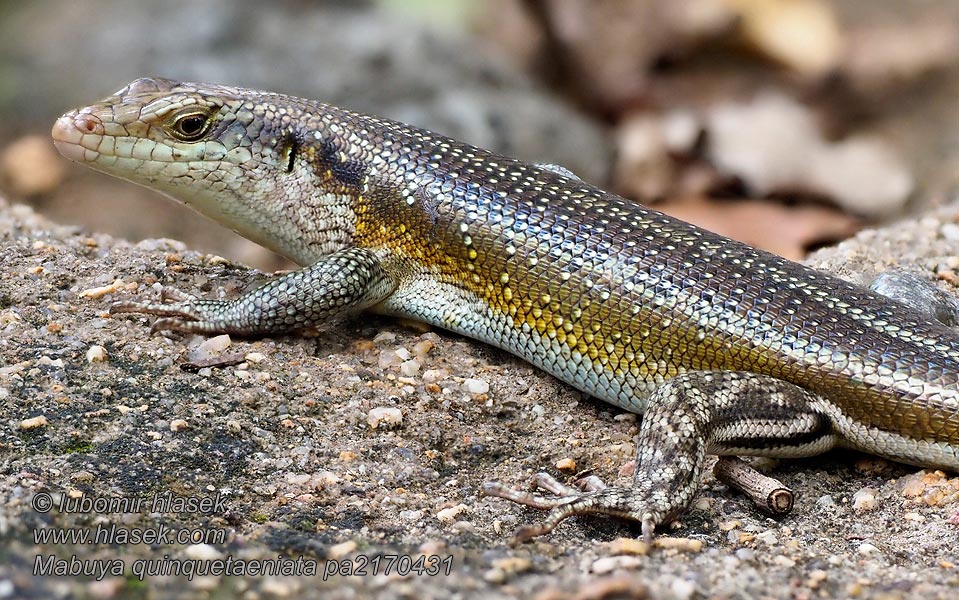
413 339 434 356
940 223 959 242
378 349 402 369
719 519 743 532
492 556 532 574
169 419 189 432
38 356 65 368
244 352 266 363
671 578 697 600
20 415 48 430
286 473 310 486
260 580 294 597
852 487 877 510
858 542 880 555
328 540 358 559
483 568 507 584
79 279 124 299
367 407 403 429
464 378 490 394
86 345 108 363
436 503 468 523
399 359 421 377
755 531 778 546
735 548 755 561
807 569 828 589
607 537 650 556
422 369 449 383
372 331 396 344
71 471 95 483
592 555 644 574
196 334 231 357
654 537 703 553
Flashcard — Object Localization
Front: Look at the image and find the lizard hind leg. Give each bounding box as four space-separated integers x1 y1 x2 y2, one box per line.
868 270 959 327
484 371 837 543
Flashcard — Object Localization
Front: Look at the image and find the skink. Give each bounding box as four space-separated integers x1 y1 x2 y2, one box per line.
52 78 959 541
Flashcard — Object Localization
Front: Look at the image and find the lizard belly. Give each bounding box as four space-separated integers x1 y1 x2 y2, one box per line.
373 276 655 414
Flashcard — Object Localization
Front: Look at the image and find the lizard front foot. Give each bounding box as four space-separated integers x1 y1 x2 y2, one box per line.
109 248 395 336
483 472 676 543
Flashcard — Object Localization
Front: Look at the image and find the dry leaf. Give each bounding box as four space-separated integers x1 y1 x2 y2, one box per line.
706 94 913 217
721 0 842 77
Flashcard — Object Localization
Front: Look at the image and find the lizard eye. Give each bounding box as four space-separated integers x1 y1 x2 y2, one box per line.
169 112 211 141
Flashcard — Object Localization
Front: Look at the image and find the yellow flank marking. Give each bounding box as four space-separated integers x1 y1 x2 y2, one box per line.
351 193 794 388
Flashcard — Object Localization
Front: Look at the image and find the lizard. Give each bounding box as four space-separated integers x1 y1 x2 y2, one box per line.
52 78 959 542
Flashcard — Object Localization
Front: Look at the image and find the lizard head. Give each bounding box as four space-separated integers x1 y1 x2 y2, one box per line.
52 77 356 264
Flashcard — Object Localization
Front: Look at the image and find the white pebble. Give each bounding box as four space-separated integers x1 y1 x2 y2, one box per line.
244 352 266 363
858 542 880 555
591 555 643 574
372 331 396 344
196 334 231 357
378 349 402 369
20 415 48 430
400 359 421 377
670 578 697 600
86 345 108 363
852 487 877 511
413 339 434 356
328 540 358 559
423 369 449 383
367 407 403 429
39 356 64 368
940 223 959 242
464 378 490 394
436 503 468 523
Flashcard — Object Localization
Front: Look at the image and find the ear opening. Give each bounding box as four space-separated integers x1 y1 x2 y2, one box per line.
282 134 299 173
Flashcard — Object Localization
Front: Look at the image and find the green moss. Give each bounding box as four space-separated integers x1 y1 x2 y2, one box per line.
64 441 96 454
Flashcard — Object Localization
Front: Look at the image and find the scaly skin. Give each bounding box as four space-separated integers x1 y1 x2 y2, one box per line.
53 78 959 542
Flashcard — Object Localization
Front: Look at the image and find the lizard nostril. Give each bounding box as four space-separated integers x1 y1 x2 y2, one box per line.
75 114 103 134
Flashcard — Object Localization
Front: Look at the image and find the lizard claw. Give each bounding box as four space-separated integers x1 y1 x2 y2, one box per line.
110 286 198 316
160 286 197 303
150 317 197 333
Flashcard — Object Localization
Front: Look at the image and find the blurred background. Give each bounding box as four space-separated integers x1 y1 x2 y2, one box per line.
1 0 957 270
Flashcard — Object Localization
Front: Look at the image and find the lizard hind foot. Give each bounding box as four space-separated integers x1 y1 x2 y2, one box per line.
109 286 231 333
482 474 671 544
109 285 199 317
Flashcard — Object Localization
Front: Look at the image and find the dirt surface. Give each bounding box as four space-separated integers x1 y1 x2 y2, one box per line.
1 194 958 599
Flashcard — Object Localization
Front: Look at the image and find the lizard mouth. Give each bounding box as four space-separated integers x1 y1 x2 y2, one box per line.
51 111 103 163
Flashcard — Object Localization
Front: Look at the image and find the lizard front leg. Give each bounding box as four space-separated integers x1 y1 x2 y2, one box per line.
111 247 395 335
484 371 836 542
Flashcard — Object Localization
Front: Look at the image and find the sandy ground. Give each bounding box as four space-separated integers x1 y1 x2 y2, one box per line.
1 195 958 599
